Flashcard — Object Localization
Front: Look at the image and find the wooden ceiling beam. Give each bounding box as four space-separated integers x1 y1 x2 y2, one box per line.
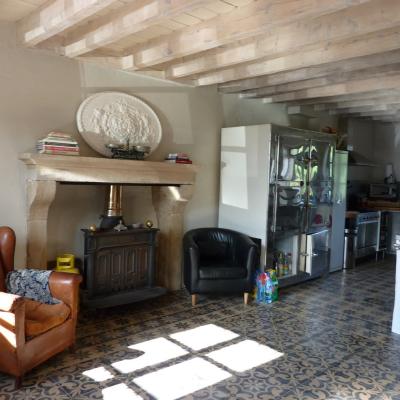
264 74 400 103
315 95 400 111
196 27 400 86
329 104 400 115
122 0 371 71
17 0 119 47
276 89 400 106
373 116 400 122
218 50 400 94
63 0 208 58
358 110 400 117
166 0 400 79
243 63 400 98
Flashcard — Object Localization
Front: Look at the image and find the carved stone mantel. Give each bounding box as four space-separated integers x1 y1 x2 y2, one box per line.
19 153 198 291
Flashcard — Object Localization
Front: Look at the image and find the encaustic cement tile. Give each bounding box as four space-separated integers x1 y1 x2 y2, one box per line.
1 259 400 399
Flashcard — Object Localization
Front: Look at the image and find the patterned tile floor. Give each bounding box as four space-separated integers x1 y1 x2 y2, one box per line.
1 258 400 399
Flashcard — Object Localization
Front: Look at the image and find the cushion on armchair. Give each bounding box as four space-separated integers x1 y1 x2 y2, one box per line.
25 299 70 337
199 266 247 279
197 241 229 266
6 269 60 305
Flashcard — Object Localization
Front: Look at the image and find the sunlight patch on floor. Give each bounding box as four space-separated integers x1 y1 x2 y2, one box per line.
169 323 239 351
82 323 285 399
112 337 188 374
82 366 114 382
102 383 143 400
133 357 231 400
207 339 284 372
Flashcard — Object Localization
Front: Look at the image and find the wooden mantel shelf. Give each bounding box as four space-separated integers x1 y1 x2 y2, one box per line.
19 153 198 185
19 153 199 291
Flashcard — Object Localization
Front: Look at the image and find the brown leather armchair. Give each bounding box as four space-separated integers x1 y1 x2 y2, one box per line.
0 226 82 389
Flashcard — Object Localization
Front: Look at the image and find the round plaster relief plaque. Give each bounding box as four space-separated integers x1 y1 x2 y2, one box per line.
76 92 162 157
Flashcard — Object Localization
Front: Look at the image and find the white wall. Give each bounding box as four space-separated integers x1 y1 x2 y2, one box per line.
345 118 400 183
222 95 338 131
371 122 400 182
346 118 376 182
0 22 223 267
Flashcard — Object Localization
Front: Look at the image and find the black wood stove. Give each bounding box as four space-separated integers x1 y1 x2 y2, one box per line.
81 185 166 308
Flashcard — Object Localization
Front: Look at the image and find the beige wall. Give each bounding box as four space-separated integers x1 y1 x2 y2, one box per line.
1 20 338 268
0 22 223 267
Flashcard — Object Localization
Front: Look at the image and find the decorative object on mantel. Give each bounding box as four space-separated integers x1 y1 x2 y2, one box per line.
165 152 193 164
106 142 151 160
36 131 79 156
76 92 162 158
113 219 128 231
145 219 154 228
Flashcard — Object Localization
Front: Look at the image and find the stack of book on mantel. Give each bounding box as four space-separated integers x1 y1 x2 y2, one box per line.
36 132 80 156
164 152 192 164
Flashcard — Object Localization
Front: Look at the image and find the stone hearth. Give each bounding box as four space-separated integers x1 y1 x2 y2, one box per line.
19 153 198 291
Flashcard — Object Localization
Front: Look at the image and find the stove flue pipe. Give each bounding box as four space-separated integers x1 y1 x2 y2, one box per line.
100 184 124 229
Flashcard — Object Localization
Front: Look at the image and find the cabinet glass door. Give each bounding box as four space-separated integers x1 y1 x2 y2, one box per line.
307 140 334 232
276 135 310 183
272 182 307 235
309 140 334 184
307 183 333 232
301 229 330 277
268 182 305 278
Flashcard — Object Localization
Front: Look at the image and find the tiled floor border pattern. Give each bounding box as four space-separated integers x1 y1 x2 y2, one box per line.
1 258 400 399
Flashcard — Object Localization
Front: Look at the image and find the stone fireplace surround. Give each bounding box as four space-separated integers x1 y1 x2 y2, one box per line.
19 153 198 291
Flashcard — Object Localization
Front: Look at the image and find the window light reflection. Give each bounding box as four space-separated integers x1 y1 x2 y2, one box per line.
112 337 187 374
207 339 283 372
82 366 114 382
133 357 231 400
170 323 239 351
80 324 285 400
102 383 143 400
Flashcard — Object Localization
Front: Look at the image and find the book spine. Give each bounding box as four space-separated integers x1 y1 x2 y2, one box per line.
167 153 189 158
39 150 80 156
38 139 78 145
164 159 192 164
47 131 74 138
175 160 192 164
39 145 79 151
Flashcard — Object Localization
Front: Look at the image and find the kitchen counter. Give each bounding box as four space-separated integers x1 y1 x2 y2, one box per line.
364 200 400 212
345 211 359 219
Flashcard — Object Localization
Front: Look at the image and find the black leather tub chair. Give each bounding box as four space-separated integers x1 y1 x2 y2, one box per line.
183 228 258 305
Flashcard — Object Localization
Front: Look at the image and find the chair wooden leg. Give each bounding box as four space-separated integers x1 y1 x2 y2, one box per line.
244 292 250 305
191 294 198 306
14 376 23 390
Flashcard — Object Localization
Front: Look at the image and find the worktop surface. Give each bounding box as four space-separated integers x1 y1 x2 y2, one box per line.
364 200 400 212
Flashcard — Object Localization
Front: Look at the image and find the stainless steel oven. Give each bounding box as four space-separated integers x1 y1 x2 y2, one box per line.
355 212 380 258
